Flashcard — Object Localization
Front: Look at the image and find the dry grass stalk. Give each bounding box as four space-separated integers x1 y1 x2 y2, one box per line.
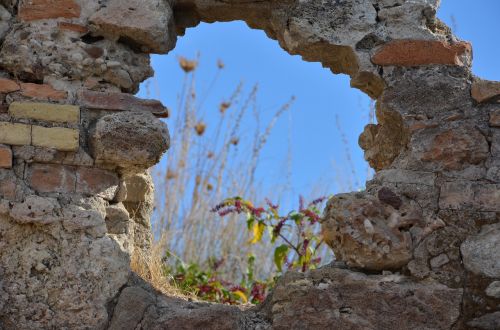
150 56 295 281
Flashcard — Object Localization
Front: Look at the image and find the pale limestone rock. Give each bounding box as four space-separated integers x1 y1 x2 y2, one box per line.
90 112 170 169
90 0 176 54
461 223 500 278
321 192 423 270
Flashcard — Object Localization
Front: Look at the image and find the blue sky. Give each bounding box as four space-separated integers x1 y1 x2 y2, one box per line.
139 0 500 202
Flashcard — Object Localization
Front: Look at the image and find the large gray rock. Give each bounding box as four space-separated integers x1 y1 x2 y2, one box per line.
90 112 170 169
461 223 500 278
264 266 462 329
109 286 155 330
467 312 500 330
321 191 423 271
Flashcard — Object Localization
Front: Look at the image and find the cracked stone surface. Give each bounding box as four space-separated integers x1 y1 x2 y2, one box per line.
0 0 499 328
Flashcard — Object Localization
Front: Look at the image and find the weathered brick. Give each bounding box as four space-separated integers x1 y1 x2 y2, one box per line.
372 40 472 67
32 126 79 151
20 83 67 101
0 78 20 93
9 102 80 124
472 79 500 103
0 144 12 169
78 90 169 117
0 177 16 200
76 167 119 200
27 164 76 193
0 122 32 146
19 0 81 21
57 22 89 34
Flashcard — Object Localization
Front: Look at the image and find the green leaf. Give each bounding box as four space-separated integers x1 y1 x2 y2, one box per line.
246 216 255 231
274 244 289 272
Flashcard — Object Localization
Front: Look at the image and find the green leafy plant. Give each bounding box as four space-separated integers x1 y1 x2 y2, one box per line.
162 253 270 305
213 196 328 273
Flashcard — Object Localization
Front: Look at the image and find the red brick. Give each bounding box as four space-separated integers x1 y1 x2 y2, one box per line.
57 22 89 34
20 83 67 101
0 145 12 169
372 40 472 67
78 90 169 118
19 0 81 21
76 167 119 200
0 178 16 200
0 78 20 93
27 164 76 193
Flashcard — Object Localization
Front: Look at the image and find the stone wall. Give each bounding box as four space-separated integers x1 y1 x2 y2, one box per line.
0 0 499 329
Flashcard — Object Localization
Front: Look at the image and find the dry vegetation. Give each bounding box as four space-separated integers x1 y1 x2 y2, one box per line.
148 56 295 282
135 56 373 300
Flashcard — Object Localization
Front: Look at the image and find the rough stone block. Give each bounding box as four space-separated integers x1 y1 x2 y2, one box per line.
124 172 154 203
90 112 169 168
27 163 76 193
268 267 462 329
439 181 475 210
461 223 500 278
0 78 20 93
89 0 175 54
76 167 119 200
0 122 32 145
490 109 500 127
0 144 12 168
9 195 62 224
492 130 500 157
32 126 79 151
440 182 500 212
471 79 500 103
78 90 169 118
474 184 500 212
0 176 16 200
9 102 79 124
419 126 489 170
372 40 471 67
20 83 67 101
18 0 81 21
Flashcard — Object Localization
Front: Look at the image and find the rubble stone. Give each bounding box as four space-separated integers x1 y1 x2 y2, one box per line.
90 111 169 168
90 0 176 54
461 223 500 278
321 192 419 271
472 78 500 103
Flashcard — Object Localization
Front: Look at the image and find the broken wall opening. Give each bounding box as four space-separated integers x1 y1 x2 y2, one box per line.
142 20 373 282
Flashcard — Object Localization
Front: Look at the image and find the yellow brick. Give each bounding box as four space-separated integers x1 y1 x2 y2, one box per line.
9 102 80 124
0 122 31 145
32 126 79 151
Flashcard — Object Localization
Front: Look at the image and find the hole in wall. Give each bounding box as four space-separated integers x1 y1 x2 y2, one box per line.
137 20 373 301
